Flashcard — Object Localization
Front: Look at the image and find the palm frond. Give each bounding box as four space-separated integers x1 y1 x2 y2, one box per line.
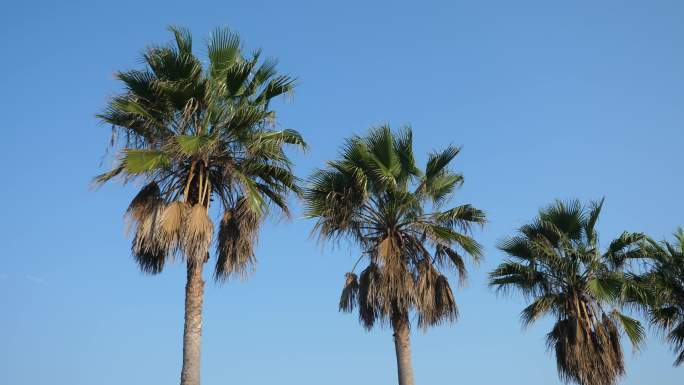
207 27 241 79
122 149 171 174
603 232 646 267
181 204 214 266
168 25 193 54
610 310 645 349
424 145 461 181
127 185 170 274
520 293 561 328
339 272 359 312
584 198 604 244
436 204 486 231
214 198 260 281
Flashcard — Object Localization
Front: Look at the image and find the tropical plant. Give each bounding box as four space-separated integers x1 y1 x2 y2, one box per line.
489 199 646 385
95 26 305 385
633 228 684 366
304 125 485 385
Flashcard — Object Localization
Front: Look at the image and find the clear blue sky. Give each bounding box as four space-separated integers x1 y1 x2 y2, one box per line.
1 1 682 384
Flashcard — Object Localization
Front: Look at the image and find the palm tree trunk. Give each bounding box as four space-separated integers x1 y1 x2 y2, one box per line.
392 314 415 385
180 261 205 385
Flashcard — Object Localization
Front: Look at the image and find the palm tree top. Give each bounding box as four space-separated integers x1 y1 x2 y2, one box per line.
490 199 646 385
637 227 684 366
95 26 306 280
305 124 486 330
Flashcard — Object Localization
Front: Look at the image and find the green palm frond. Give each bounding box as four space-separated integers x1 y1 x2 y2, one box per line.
584 198 604 244
424 145 461 181
603 231 646 267
610 310 645 349
418 145 463 204
436 204 487 231
244 55 277 94
122 149 171 174
393 125 420 183
586 273 623 302
254 75 296 105
539 199 585 241
174 134 216 157
116 70 158 101
520 293 562 328
168 25 193 54
93 163 125 185
256 129 308 150
207 27 242 79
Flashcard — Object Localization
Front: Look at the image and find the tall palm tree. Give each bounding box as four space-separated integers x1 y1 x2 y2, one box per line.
634 228 684 366
304 125 485 385
489 199 646 385
95 26 306 385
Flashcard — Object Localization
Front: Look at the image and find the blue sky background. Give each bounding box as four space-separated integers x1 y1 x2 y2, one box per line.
1 1 683 384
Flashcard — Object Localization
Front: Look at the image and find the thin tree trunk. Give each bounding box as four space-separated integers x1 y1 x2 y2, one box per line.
180 261 205 385
392 315 415 385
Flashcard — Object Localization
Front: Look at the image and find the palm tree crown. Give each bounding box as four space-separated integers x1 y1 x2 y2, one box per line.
637 228 684 366
96 26 306 279
305 125 486 330
489 199 646 385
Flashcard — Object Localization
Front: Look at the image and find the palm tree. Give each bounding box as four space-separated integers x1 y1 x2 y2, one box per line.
634 228 684 366
95 26 306 385
304 125 485 385
489 199 646 385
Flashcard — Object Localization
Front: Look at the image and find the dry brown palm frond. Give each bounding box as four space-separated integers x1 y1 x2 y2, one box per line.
435 244 468 286
380 260 415 317
339 272 359 312
125 182 161 234
181 203 214 266
548 313 625 385
416 260 438 325
378 237 394 260
132 244 167 274
415 259 458 328
159 200 188 255
214 198 260 281
131 201 169 274
374 235 415 316
433 274 458 324
125 182 175 274
358 263 384 329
